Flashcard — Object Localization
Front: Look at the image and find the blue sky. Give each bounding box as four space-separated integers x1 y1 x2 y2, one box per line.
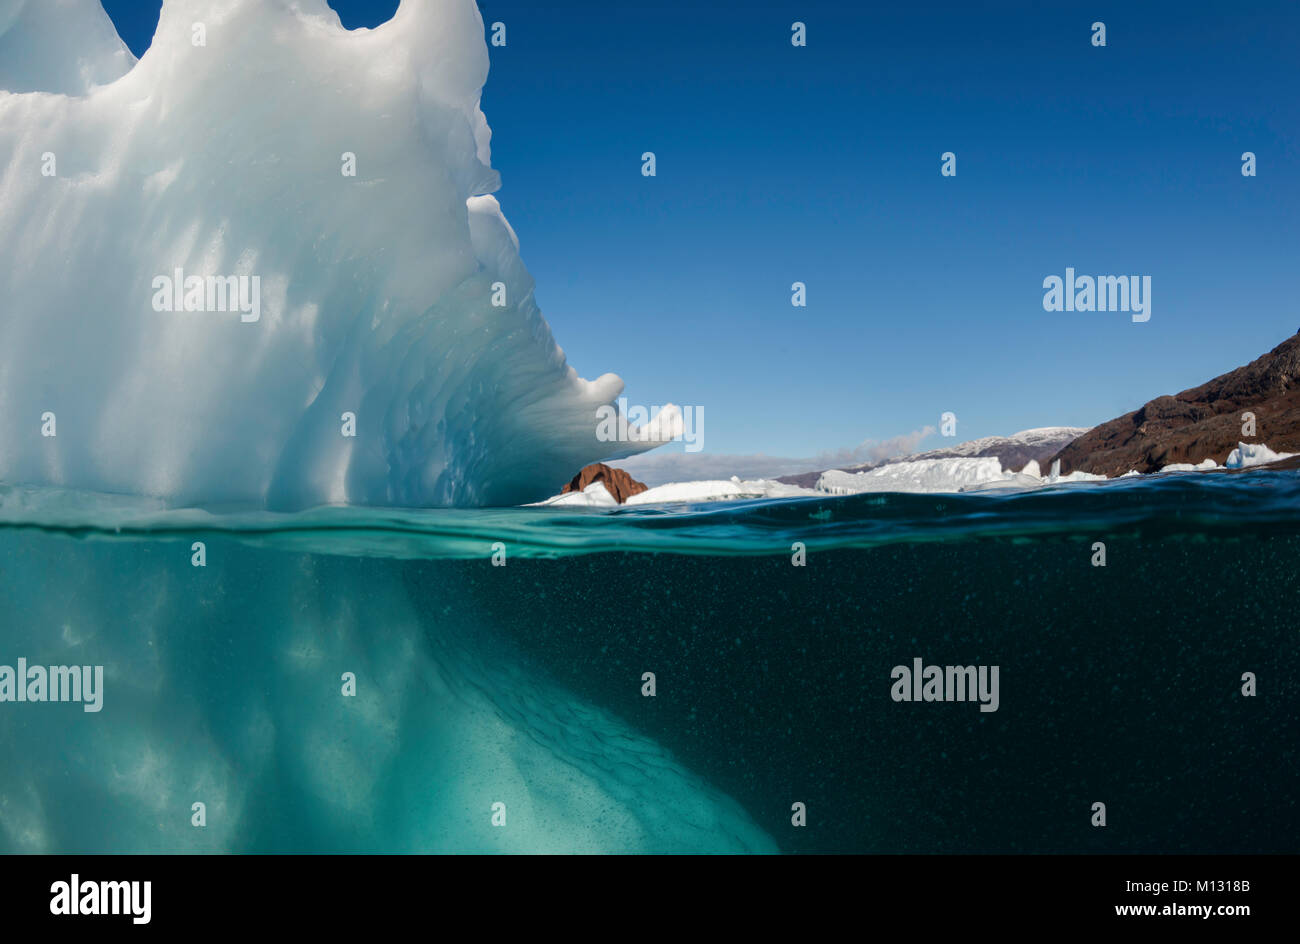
102 1 1300 462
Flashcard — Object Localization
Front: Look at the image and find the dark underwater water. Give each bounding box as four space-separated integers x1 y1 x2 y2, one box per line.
0 471 1296 853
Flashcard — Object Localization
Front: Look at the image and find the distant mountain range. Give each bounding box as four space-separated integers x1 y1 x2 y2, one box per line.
776 330 1300 488
776 427 1087 488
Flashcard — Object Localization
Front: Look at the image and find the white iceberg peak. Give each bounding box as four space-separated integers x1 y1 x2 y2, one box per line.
0 0 666 507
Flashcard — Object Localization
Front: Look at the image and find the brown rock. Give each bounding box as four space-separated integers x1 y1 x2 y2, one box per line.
561 463 649 504
1051 330 1300 476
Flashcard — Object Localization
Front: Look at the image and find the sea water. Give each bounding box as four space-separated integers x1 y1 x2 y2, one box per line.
0 472 1296 853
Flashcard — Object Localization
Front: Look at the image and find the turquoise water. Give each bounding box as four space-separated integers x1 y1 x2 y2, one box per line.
1 472 1297 852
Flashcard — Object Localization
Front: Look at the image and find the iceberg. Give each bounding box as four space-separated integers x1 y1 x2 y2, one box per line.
0 0 773 857
0 0 668 509
0 518 776 853
1158 443 1295 473
1225 441 1295 469
817 457 1010 495
816 456 1105 495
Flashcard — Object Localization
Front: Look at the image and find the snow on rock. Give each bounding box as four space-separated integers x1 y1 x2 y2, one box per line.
560 463 648 503
0 0 667 508
900 427 1088 462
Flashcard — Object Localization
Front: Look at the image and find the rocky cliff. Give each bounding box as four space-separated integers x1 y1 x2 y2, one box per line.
1052 330 1300 476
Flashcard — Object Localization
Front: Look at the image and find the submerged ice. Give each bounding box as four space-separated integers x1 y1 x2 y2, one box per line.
0 0 671 508
0 524 775 852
